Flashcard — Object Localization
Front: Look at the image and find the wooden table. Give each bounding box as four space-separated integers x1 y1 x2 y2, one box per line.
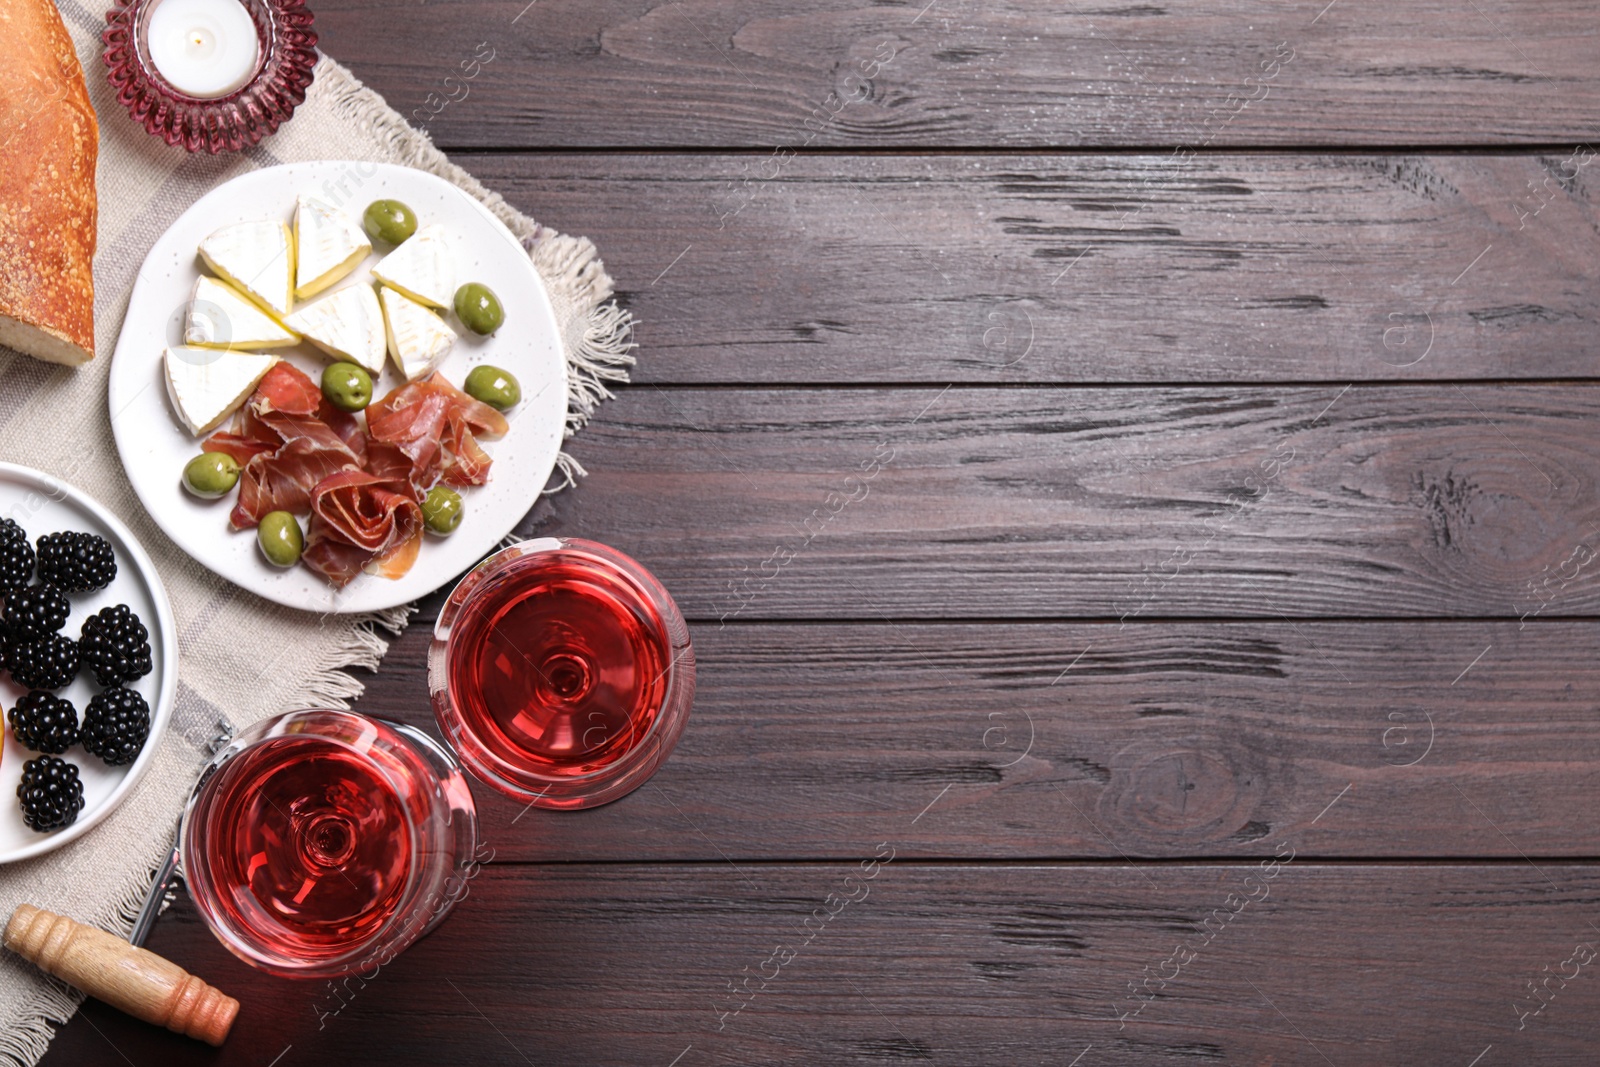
46 2 1600 1063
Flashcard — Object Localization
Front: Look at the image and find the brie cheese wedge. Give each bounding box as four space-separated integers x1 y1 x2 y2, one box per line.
371 225 455 308
198 220 295 319
294 196 371 299
379 286 456 381
163 346 280 436
287 284 387 374
184 276 299 350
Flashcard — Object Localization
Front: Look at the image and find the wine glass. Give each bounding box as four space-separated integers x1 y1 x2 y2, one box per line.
181 709 479 978
429 538 695 810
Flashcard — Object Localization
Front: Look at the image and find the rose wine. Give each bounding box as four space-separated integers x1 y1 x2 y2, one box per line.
447 552 669 776
184 710 478 978
193 736 413 962
433 539 695 809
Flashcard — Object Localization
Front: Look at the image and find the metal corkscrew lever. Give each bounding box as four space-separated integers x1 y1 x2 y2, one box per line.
130 717 235 948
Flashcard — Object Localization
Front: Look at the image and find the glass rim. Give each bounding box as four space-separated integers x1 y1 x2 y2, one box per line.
132 0 270 99
180 710 435 976
102 0 318 153
429 537 695 808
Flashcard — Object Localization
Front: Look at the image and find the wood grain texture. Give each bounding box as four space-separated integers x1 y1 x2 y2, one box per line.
460 151 1600 384
38 0 1600 1061
357 620 1600 861
508 384 1600 620
314 0 1600 148
42 863 1600 1065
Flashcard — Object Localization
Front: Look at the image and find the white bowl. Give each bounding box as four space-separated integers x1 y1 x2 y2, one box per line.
0 463 177 863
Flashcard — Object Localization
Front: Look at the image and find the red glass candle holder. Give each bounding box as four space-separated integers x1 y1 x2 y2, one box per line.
103 0 317 154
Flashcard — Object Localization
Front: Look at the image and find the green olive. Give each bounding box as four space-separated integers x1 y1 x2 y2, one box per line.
421 486 463 535
453 283 505 335
463 365 521 411
362 199 417 245
182 452 240 499
321 362 374 412
257 511 304 567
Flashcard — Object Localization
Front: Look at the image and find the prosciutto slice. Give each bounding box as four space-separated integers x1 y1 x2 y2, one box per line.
301 469 424 588
439 417 494 487
252 361 322 416
230 427 361 529
364 387 449 496
205 364 365 529
201 364 505 587
366 374 508 493
318 399 369 469
205 363 339 457
201 431 275 467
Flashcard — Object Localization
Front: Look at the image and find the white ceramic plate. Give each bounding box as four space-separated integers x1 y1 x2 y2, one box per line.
109 162 568 614
0 463 177 864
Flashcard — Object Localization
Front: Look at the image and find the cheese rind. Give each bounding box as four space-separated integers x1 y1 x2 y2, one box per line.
379 286 456 381
163 346 280 437
185 276 299 349
287 284 386 374
198 220 295 318
294 196 370 299
370 225 455 308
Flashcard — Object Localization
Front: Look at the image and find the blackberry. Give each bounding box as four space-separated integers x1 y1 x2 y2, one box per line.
35 532 116 594
8 691 78 753
81 686 149 766
0 519 32 595
78 605 152 686
6 583 69 639
18 756 84 832
7 633 78 690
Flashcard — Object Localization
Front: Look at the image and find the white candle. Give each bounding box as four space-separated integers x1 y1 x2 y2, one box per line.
146 0 261 100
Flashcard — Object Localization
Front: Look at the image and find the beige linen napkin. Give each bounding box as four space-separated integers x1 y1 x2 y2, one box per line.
0 10 634 1062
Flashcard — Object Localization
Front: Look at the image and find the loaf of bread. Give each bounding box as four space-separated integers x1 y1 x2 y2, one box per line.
0 0 99 366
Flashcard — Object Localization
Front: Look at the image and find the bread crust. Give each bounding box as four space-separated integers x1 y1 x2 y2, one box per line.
0 0 99 365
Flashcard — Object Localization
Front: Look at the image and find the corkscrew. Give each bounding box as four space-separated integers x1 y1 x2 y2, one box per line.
131 717 235 947
0 719 243 1046
3 904 238 1045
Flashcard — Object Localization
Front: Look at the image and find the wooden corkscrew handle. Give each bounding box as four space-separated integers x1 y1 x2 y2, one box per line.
4 904 238 1046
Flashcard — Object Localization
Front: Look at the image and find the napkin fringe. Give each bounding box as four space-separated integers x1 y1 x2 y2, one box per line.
0 855 161 1067
281 604 415 708
313 58 638 494
0 983 74 1067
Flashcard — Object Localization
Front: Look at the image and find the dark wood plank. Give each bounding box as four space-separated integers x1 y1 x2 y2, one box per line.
314 0 1600 148
42 863 1600 1065
461 151 1600 384
356 620 1600 861
37 0 1600 1063
507 384 1600 620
